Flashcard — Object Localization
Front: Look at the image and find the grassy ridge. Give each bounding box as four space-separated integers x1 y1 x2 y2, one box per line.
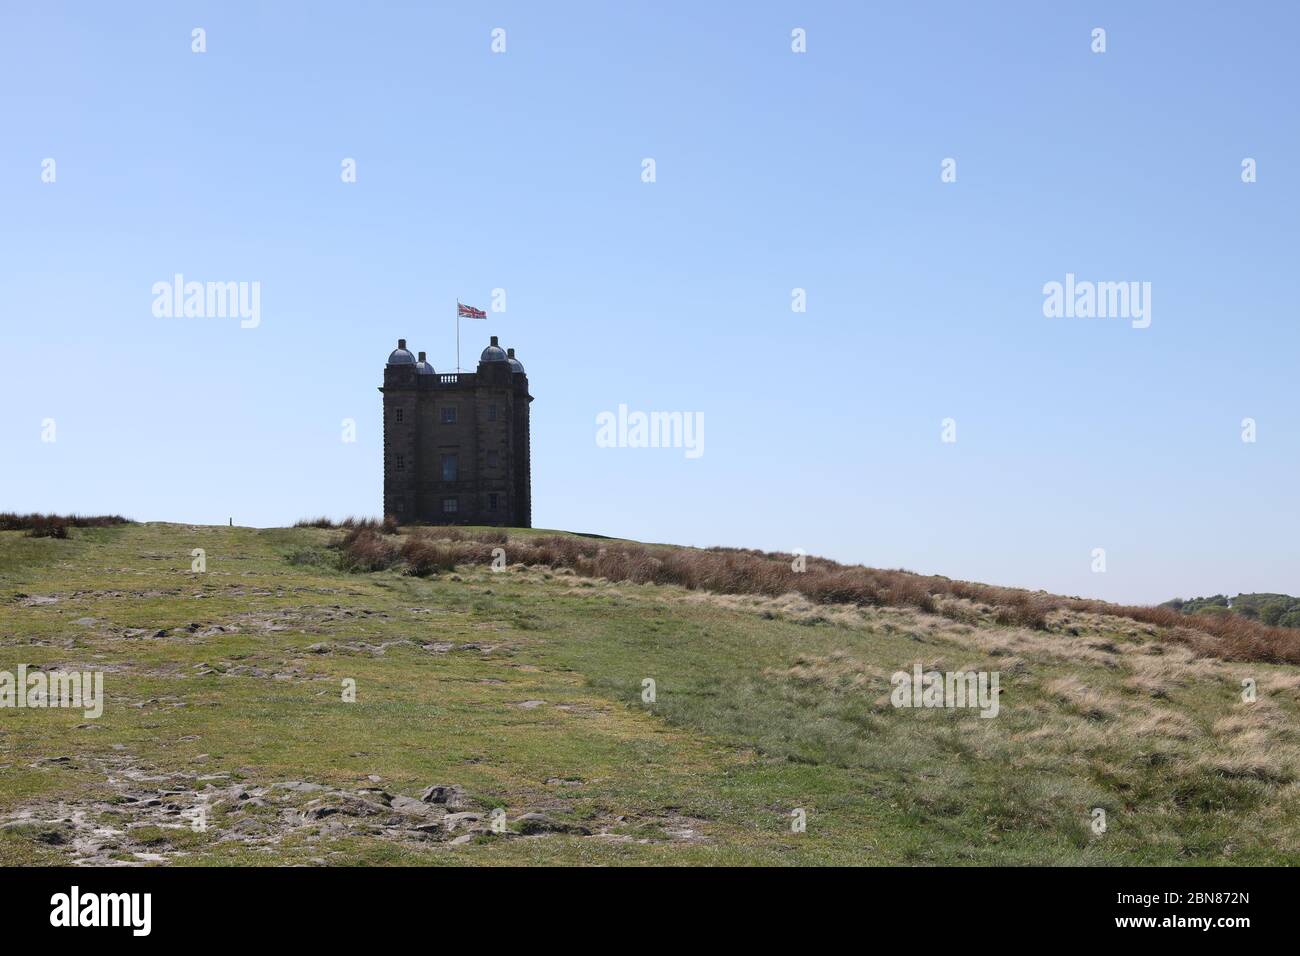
1 522 1298 865
339 525 1300 664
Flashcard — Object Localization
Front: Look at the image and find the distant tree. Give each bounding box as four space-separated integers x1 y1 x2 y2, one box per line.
1261 602 1287 626
1152 591 1300 625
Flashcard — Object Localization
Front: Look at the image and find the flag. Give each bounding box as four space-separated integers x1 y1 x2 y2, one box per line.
457 302 487 319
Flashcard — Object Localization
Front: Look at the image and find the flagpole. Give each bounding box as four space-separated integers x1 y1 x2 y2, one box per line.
456 300 461 372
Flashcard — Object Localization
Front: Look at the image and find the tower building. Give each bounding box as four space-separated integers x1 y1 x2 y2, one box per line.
380 336 532 527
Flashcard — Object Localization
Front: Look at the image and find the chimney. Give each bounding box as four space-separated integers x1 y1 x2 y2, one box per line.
490 335 499 347
418 351 426 363
398 338 407 350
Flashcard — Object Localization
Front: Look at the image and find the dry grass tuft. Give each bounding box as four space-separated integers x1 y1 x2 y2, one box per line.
335 527 399 571
1127 707 1200 740
296 515 400 534
399 533 498 576
1198 747 1296 784
1044 677 1116 721
1123 673 1172 699
770 651 884 690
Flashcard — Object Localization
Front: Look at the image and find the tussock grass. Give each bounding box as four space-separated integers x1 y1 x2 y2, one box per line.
334 527 399 571
400 532 494 577
295 515 399 534
1045 677 1116 721
335 529 1300 666
0 513 130 539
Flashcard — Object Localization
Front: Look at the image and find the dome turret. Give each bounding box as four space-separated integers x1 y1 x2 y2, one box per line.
480 335 507 363
387 338 416 365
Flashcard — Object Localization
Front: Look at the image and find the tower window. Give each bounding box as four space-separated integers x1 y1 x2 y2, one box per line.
395 408 403 424
488 493 498 511
442 497 458 514
488 404 498 421
396 455 405 471
441 454 458 481
441 406 457 424
487 450 499 468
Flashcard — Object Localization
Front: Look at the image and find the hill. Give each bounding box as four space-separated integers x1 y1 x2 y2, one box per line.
2 521 1298 865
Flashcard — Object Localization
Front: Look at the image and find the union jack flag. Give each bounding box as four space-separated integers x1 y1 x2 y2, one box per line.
457 302 487 319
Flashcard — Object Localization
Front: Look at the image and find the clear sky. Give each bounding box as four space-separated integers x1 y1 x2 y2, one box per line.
2 2 1297 604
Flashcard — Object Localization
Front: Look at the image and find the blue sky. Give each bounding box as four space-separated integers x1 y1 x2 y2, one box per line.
2 2 1296 603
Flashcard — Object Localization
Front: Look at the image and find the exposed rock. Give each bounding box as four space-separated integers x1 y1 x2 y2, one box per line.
441 812 482 832
390 795 439 816
300 795 387 821
276 781 328 793
420 785 468 808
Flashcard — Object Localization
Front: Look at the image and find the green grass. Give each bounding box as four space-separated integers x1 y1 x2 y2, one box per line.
1 522 1298 865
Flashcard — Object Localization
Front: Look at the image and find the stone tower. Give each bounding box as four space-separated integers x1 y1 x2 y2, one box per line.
380 336 532 527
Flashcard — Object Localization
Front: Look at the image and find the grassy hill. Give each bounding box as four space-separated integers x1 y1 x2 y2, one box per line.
2 521 1299 866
